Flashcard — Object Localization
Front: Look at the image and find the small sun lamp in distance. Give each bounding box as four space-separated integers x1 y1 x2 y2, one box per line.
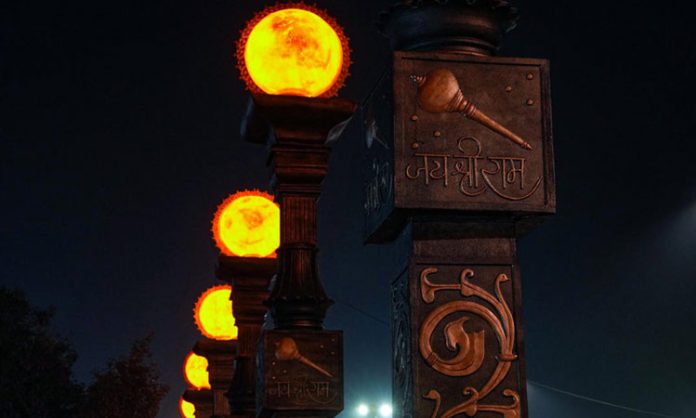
236 3 351 98
183 352 211 390
179 397 196 418
194 285 238 340
212 190 280 259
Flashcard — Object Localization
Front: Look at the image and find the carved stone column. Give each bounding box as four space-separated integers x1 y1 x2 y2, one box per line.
217 255 277 416
243 93 356 418
193 339 238 418
365 2 555 417
183 388 213 418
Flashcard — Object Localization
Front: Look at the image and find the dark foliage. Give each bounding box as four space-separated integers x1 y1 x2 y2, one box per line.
0 288 169 418
0 287 84 418
80 335 169 418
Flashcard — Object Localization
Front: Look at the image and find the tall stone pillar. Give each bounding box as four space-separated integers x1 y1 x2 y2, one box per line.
364 2 555 417
193 339 237 418
245 94 356 418
183 389 214 418
218 256 277 416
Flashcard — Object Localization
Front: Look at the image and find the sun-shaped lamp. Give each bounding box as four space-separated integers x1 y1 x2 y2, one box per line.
183 352 211 390
212 190 280 259
194 285 238 341
237 3 351 97
179 397 196 418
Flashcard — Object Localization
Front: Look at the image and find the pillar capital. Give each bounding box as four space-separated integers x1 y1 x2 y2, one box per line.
379 0 519 55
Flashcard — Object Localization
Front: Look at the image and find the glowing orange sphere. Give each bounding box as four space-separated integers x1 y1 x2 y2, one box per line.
238 5 350 97
212 191 280 258
194 285 238 341
183 352 211 390
179 398 195 418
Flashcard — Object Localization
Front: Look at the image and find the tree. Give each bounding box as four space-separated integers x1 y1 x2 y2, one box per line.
80 335 169 418
0 287 84 418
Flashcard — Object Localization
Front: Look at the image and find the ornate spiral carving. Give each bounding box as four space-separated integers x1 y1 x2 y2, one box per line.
419 267 520 418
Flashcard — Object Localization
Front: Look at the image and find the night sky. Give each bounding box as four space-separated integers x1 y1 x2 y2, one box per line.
2 1 696 418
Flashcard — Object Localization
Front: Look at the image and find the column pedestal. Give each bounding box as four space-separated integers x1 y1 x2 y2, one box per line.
183 389 214 418
243 93 356 418
217 255 277 416
194 339 238 418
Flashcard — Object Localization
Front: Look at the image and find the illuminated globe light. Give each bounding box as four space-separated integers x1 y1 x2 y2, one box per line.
237 5 351 97
179 398 195 418
212 191 280 258
194 285 238 340
183 352 211 390
379 404 393 417
357 404 369 416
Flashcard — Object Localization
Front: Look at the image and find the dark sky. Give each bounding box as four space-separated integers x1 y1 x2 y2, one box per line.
2 1 696 418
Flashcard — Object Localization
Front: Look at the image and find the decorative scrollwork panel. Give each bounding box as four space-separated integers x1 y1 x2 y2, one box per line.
404 265 525 418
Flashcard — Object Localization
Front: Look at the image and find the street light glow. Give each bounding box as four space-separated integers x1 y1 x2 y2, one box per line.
379 404 393 417
237 5 351 97
179 398 195 418
182 352 211 390
194 285 238 340
212 190 280 258
357 404 369 416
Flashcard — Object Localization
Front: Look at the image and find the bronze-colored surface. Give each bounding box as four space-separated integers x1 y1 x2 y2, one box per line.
193 339 238 417
249 93 356 330
275 337 334 378
183 389 214 418
258 330 343 415
369 6 552 418
217 256 276 416
419 268 519 417
362 51 555 243
378 0 518 55
391 231 530 418
245 94 355 417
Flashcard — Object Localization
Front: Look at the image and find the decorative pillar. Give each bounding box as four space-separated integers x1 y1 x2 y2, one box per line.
218 256 277 416
193 339 238 418
209 190 280 417
183 389 214 418
234 4 356 416
364 2 555 417
246 93 356 418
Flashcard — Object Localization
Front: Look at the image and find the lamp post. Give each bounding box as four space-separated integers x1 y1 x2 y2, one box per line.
210 190 280 416
236 4 356 418
182 390 213 418
192 285 239 418
180 314 215 418
363 1 555 417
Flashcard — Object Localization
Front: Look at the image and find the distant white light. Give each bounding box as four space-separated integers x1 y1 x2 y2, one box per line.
357 404 369 416
379 404 393 417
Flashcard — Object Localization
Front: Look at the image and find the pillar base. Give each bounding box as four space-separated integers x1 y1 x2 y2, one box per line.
257 329 343 418
183 389 214 418
194 339 238 417
393 222 528 418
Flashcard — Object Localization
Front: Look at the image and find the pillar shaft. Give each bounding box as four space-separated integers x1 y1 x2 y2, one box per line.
393 223 528 417
366 4 554 417
244 93 356 418
218 256 277 416
194 339 237 418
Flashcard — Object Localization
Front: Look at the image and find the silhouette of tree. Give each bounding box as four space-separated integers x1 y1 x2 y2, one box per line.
80 335 169 418
0 287 84 418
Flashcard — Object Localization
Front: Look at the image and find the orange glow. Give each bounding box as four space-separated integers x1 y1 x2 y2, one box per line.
183 352 211 390
237 5 350 97
212 190 280 258
179 398 195 418
194 285 238 340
